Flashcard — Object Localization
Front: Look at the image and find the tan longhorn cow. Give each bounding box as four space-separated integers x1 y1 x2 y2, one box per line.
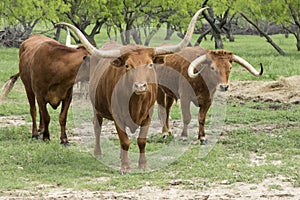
57 7 208 173
156 46 263 144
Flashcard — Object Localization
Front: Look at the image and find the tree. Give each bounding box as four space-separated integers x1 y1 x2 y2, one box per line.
1 0 68 36
282 0 300 51
232 0 300 53
196 0 239 49
60 0 115 47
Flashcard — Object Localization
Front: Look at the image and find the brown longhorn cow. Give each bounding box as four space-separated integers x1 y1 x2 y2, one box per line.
1 34 89 145
156 46 263 144
57 7 208 173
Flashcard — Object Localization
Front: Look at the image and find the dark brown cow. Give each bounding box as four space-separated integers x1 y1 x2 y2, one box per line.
57 7 208 173
157 47 263 144
1 34 89 144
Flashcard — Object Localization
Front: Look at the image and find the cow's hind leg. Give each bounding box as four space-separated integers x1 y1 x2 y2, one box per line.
165 95 174 135
36 97 50 141
59 91 73 145
24 86 39 139
157 87 168 137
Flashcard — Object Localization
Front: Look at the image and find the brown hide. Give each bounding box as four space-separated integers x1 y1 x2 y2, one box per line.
90 44 158 128
18 34 88 143
89 43 160 172
157 47 236 143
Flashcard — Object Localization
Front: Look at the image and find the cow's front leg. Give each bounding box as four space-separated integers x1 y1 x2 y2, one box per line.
138 117 152 169
115 123 130 174
198 102 211 145
59 91 73 145
93 111 103 158
180 97 191 139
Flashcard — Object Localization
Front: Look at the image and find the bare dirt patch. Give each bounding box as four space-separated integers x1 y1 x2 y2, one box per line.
0 115 28 127
1 177 299 199
228 76 300 104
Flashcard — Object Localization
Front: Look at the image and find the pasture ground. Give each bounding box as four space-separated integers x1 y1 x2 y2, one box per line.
0 76 299 199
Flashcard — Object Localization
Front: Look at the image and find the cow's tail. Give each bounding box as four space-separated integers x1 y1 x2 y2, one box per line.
0 73 20 102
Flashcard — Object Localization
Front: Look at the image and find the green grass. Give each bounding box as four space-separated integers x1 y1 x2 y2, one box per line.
0 35 299 192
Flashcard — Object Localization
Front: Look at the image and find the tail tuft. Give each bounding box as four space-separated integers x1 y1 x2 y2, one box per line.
0 73 19 103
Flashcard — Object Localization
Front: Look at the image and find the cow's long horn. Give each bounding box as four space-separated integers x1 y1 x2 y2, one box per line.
232 55 263 76
188 54 207 78
65 27 78 48
56 22 121 57
154 7 209 55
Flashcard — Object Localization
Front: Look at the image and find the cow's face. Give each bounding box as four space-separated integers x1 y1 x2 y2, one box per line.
111 48 164 95
208 51 233 91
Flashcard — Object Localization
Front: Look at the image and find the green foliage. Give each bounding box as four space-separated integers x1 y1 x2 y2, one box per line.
1 0 69 25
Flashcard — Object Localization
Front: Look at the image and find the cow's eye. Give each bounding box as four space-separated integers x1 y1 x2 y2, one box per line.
125 64 130 70
148 63 154 68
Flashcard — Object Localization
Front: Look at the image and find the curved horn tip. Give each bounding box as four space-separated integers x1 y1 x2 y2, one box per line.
259 63 264 76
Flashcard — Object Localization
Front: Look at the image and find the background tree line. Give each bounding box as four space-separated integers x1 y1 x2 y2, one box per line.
0 0 299 54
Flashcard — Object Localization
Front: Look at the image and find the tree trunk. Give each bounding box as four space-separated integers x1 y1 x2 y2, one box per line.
125 25 131 45
164 23 174 40
202 7 224 49
241 13 286 55
144 25 160 46
213 31 223 49
296 34 300 51
194 28 210 46
132 27 142 45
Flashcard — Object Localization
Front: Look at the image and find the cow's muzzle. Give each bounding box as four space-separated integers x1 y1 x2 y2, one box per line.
133 82 148 94
220 84 229 91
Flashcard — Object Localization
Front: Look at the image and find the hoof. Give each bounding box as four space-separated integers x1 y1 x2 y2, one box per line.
32 134 40 140
119 169 126 175
60 141 70 146
138 162 147 170
119 168 130 175
162 132 168 138
180 136 188 141
200 139 207 145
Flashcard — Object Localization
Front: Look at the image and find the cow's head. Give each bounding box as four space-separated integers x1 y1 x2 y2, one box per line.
111 48 165 95
188 50 263 91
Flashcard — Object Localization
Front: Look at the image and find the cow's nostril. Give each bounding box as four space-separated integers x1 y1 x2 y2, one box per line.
220 85 229 91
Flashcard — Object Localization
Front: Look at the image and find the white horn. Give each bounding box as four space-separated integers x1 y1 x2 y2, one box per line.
65 27 78 48
232 55 263 76
188 54 207 78
57 22 120 57
154 7 209 55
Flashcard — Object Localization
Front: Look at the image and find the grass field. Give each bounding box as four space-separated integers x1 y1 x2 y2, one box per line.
0 34 299 198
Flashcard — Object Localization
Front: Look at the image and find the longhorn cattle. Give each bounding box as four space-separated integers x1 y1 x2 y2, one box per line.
57 7 208 173
157 47 263 144
1 34 89 145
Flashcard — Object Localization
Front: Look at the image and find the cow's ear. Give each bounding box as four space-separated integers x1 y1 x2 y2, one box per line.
111 57 124 67
153 55 165 64
83 55 90 64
